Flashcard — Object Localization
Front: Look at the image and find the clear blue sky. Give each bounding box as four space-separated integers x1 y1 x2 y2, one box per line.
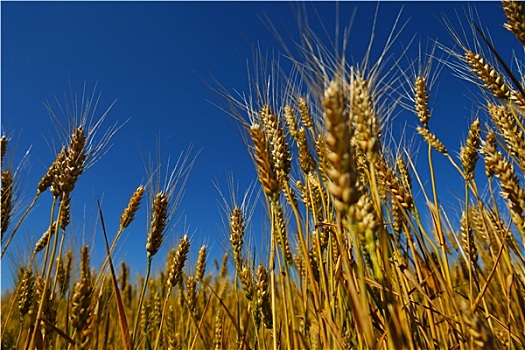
1 1 517 290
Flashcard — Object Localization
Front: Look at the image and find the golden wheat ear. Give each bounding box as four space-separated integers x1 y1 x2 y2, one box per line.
503 0 525 46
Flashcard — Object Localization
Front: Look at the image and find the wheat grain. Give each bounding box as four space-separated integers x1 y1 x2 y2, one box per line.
229 206 245 273
18 268 35 320
298 127 317 174
120 186 145 229
464 50 511 100
323 81 359 214
298 97 313 129
1 170 13 235
146 192 168 257
460 118 481 181
0 135 7 165
351 74 380 158
195 245 207 284
503 0 525 46
167 235 190 290
417 126 447 154
250 124 280 201
284 105 299 139
488 103 525 165
414 76 431 127
255 264 272 329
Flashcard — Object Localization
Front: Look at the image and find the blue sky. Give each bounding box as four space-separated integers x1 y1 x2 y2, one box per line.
1 1 518 290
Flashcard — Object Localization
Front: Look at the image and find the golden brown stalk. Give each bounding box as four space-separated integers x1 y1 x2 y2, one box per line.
1 170 13 236
298 97 313 129
146 192 169 257
460 119 481 181
417 126 447 154
284 105 299 139
464 50 511 100
195 245 207 283
298 128 316 174
351 75 380 158
414 76 431 127
120 186 145 229
166 235 190 290
323 81 359 214
250 124 280 201
503 0 525 46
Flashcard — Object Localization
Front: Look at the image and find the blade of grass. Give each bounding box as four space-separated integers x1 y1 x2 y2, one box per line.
97 200 133 350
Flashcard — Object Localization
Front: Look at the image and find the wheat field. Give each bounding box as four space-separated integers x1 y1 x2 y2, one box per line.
2 1 525 349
